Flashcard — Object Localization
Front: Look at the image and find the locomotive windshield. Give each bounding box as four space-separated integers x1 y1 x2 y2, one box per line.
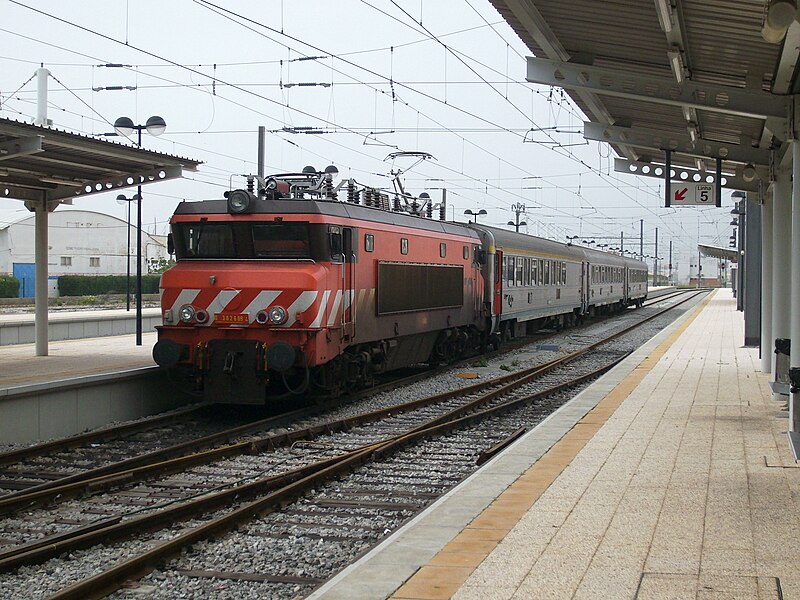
172 220 314 260
252 222 310 258
178 222 236 259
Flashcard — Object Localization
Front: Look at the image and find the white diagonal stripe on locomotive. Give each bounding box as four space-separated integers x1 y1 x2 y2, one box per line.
167 289 201 323
326 290 343 327
310 290 331 328
205 289 242 325
242 290 283 324
284 290 319 327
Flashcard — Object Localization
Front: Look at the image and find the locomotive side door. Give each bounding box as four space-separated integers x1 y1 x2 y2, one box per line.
342 227 355 341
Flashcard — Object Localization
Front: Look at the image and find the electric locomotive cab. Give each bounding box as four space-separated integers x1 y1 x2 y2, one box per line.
153 171 357 404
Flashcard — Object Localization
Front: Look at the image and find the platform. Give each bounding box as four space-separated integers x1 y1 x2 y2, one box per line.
312 288 800 600
0 332 190 445
0 307 162 346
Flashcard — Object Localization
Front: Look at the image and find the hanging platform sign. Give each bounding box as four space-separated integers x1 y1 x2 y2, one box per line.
668 182 715 207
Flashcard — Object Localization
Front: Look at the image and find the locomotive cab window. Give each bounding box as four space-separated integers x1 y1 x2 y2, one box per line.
174 222 237 259
365 233 374 252
329 225 343 261
252 222 310 258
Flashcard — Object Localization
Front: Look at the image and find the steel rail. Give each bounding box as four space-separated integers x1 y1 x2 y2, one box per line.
44 350 631 600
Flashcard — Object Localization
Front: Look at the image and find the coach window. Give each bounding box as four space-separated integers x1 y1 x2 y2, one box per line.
506 256 514 286
365 233 374 252
440 242 447 258
524 258 531 286
531 259 538 286
516 257 524 286
562 262 567 285
401 238 409 255
543 260 550 285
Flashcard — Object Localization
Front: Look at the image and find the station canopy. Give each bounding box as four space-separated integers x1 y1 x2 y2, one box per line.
490 0 797 194
699 244 740 263
0 117 200 205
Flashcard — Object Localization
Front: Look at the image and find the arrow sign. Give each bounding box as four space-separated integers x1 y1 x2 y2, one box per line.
668 182 715 206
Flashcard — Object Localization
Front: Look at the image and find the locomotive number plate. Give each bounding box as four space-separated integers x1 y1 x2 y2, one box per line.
215 313 249 324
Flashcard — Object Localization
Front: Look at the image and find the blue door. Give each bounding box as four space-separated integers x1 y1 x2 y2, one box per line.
12 263 35 298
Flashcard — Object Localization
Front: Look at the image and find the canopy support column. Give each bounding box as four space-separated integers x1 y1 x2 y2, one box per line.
33 202 50 356
791 137 800 430
762 191 773 374
774 167 792 401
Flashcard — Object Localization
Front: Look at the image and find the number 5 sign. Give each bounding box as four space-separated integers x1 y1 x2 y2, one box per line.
669 182 716 206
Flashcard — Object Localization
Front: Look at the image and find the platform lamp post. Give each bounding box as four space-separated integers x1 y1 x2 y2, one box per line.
507 203 527 232
566 235 578 246
464 209 487 223
113 116 167 346
115 192 141 311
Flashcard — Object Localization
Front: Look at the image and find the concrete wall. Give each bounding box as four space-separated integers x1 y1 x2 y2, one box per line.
0 310 162 346
0 367 194 444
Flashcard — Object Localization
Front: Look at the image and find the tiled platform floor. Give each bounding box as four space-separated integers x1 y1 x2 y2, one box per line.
0 332 156 389
393 289 798 599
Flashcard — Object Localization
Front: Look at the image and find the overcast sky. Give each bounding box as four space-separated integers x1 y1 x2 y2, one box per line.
0 0 735 280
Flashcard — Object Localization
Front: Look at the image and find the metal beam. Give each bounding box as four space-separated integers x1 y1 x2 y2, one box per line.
527 57 790 121
774 21 800 94
0 184 45 202
584 122 770 166
47 164 185 201
614 158 762 192
0 136 43 162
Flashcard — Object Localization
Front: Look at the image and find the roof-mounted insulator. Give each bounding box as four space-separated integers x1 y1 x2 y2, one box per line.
393 195 401 211
347 179 357 203
410 199 419 216
426 201 433 219
379 193 390 211
439 202 446 221
246 176 255 194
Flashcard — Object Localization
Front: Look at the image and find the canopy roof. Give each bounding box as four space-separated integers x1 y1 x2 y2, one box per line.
491 0 795 192
0 117 201 204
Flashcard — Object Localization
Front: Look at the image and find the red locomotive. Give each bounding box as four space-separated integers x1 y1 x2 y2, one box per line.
154 168 487 403
153 167 648 404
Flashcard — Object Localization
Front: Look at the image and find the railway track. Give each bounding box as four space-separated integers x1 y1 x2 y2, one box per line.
0 286 686 503
0 289 707 599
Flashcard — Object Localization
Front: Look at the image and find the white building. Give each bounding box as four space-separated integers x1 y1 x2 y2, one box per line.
0 208 167 297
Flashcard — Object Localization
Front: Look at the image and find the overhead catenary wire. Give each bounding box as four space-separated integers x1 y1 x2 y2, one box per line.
2 1 697 252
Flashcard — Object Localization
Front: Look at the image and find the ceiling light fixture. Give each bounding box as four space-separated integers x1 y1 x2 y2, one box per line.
39 176 83 187
655 0 674 33
687 122 698 143
667 48 685 84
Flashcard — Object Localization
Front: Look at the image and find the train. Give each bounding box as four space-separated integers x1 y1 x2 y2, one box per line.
152 167 648 404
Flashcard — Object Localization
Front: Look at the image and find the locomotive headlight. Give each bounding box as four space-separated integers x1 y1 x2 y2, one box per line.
267 305 288 325
179 304 196 323
227 189 254 214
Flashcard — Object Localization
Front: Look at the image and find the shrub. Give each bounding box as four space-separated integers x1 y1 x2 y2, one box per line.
0 275 19 298
57 275 160 297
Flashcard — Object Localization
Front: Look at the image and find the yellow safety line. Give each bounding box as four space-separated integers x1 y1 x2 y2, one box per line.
391 291 716 600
